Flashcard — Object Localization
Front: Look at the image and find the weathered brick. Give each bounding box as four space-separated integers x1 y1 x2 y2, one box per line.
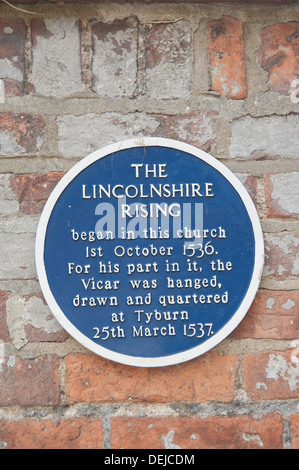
57 111 217 158
153 111 218 153
23 293 68 342
6 293 68 344
10 172 65 215
0 113 46 156
65 352 237 404
232 289 299 339
111 414 283 449
0 19 25 96
0 355 59 406
31 19 85 97
0 291 10 343
57 112 159 157
290 414 299 449
259 22 299 95
0 418 103 449
265 172 299 218
229 115 298 159
263 232 299 280
92 18 138 97
243 350 299 400
0 232 35 280
0 174 19 216
208 16 246 99
145 20 192 99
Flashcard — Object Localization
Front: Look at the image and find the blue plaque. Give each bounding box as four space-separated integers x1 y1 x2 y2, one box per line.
36 138 264 367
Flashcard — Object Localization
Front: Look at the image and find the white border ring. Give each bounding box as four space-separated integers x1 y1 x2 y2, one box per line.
35 138 264 367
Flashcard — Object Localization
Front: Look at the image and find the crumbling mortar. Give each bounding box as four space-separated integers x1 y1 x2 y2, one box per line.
79 19 93 93
261 278 299 291
0 400 298 450
0 92 296 121
101 415 112 449
1 156 299 176
171 400 299 420
2 338 294 362
20 20 32 95
257 176 267 220
135 18 146 98
234 355 250 402
282 416 292 449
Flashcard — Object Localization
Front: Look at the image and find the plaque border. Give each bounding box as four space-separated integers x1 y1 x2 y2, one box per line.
35 137 264 367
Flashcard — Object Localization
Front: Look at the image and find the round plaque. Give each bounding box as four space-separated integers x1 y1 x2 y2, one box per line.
36 138 264 367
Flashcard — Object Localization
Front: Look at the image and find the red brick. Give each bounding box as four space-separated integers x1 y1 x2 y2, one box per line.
10 172 65 215
208 16 247 99
0 356 59 406
290 414 299 449
0 291 10 343
232 289 299 340
0 113 46 156
0 418 103 449
0 19 26 96
265 172 299 218
111 413 283 449
244 350 299 400
65 352 237 404
263 232 299 280
259 22 299 95
152 111 218 153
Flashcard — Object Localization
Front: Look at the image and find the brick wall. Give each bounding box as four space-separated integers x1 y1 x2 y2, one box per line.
0 0 298 450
